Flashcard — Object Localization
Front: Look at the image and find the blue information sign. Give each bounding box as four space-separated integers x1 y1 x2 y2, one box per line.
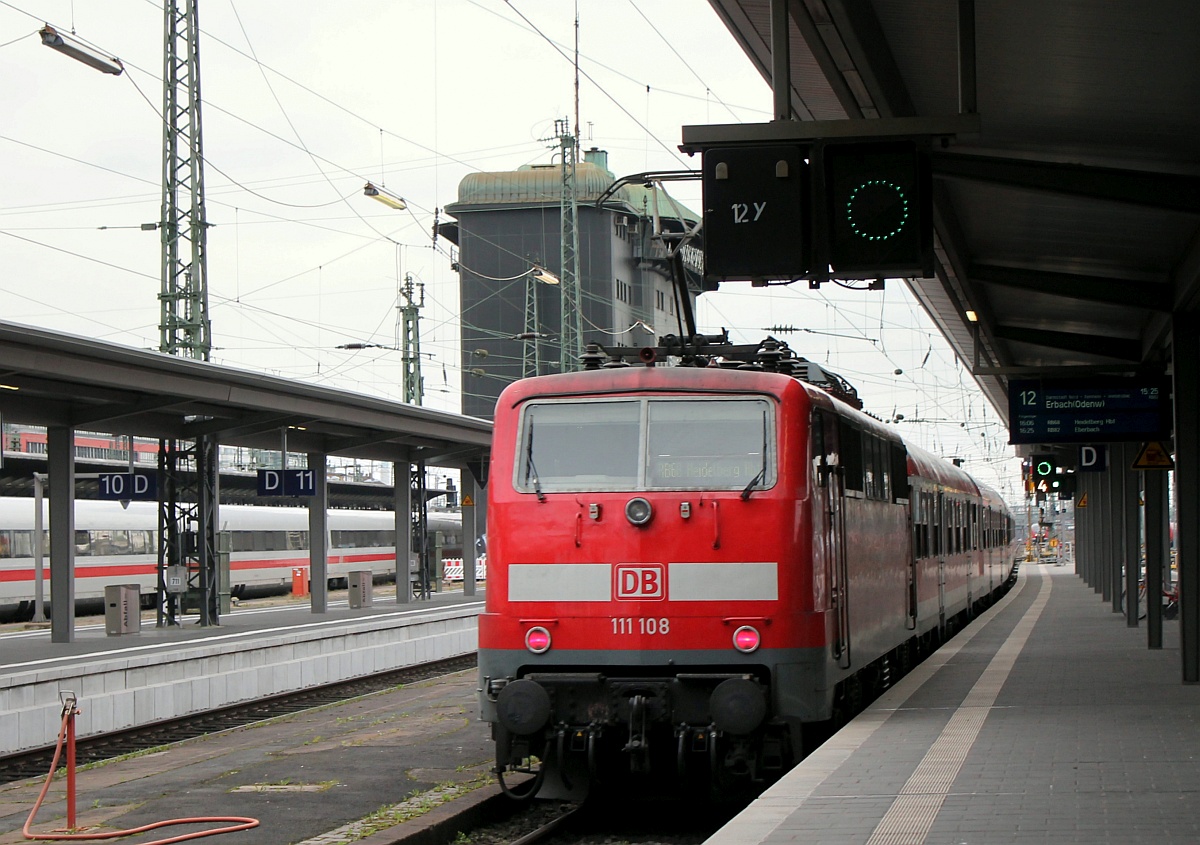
1008 379 1170 445
257 468 318 497
97 472 157 501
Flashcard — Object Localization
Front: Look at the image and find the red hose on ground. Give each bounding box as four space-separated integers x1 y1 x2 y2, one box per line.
23 705 260 844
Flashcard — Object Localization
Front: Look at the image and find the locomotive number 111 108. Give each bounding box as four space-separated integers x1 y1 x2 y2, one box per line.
611 617 672 635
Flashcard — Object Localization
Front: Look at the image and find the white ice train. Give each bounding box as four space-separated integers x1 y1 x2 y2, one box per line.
0 498 463 621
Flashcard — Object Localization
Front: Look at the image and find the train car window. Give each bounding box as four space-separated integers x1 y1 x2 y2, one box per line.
331 530 394 549
868 436 878 494
932 494 941 556
108 530 131 555
1 530 34 558
838 420 864 493
518 400 641 491
263 530 287 552
130 530 150 555
911 492 922 557
890 443 909 502
646 399 773 490
923 493 933 557
954 502 963 554
287 531 308 551
879 438 891 501
75 529 92 556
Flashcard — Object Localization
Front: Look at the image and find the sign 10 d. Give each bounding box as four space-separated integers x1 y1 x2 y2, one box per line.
257 468 318 497
97 472 157 501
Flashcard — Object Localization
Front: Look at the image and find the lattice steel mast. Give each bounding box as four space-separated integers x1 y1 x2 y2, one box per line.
522 271 543 378
159 0 210 358
394 273 432 596
157 0 219 627
556 117 582 373
398 273 425 406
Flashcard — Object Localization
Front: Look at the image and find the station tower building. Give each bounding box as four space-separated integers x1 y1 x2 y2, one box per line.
440 148 709 420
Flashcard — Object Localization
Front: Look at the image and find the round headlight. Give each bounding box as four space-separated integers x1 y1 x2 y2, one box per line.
732 625 761 653
625 497 653 526
525 626 552 654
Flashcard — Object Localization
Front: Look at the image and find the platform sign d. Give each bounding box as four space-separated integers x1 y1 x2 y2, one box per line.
1078 445 1107 472
257 468 318 497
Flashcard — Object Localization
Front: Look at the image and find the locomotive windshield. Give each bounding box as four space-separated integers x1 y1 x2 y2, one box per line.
516 397 775 493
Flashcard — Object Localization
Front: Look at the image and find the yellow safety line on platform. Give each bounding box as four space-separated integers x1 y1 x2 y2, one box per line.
864 572 1053 845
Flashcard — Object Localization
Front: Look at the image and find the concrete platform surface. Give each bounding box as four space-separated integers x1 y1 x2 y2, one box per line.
0 590 484 756
709 563 1200 845
0 666 491 845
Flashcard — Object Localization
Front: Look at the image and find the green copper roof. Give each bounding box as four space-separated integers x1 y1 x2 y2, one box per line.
451 154 698 224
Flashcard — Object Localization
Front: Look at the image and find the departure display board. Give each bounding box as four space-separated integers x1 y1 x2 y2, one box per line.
1008 378 1171 445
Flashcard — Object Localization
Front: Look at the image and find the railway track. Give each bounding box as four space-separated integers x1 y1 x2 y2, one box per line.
462 798 733 845
0 653 477 785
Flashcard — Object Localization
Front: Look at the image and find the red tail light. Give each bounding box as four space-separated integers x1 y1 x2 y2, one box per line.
525 626 552 654
732 625 761 653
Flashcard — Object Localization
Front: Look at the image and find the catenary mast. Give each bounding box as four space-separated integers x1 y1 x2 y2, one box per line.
157 0 219 627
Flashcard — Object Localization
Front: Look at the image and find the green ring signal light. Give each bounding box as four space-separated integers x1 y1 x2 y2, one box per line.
1033 457 1056 478
845 179 910 241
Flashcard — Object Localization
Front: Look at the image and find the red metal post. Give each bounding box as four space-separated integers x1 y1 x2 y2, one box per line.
65 703 77 829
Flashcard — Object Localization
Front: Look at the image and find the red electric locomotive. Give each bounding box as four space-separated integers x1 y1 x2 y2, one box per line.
477 339 1019 800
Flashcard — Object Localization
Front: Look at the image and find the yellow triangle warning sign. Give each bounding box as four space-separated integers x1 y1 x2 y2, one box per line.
1131 441 1174 470
461 495 475 507
1077 492 1088 508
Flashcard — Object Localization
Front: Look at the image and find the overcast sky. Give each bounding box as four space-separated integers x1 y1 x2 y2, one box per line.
0 0 1023 500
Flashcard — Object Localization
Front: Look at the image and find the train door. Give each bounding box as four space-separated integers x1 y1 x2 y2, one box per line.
813 410 851 669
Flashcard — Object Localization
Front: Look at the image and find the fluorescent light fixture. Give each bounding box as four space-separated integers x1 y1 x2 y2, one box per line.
0 384 19 391
531 266 560 285
965 309 979 322
363 182 406 210
39 25 124 75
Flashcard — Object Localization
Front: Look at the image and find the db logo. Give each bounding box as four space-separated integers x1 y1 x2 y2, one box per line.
614 564 665 601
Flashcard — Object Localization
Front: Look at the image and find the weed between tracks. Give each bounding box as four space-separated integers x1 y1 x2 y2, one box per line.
293 772 495 844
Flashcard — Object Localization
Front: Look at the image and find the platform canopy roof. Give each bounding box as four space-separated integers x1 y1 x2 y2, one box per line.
704 0 1200 428
0 321 491 467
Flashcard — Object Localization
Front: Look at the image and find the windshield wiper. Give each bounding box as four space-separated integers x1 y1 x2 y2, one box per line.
740 466 765 501
524 422 546 502
740 411 769 501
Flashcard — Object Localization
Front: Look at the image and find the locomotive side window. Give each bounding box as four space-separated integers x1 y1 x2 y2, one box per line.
811 410 827 485
515 397 774 492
